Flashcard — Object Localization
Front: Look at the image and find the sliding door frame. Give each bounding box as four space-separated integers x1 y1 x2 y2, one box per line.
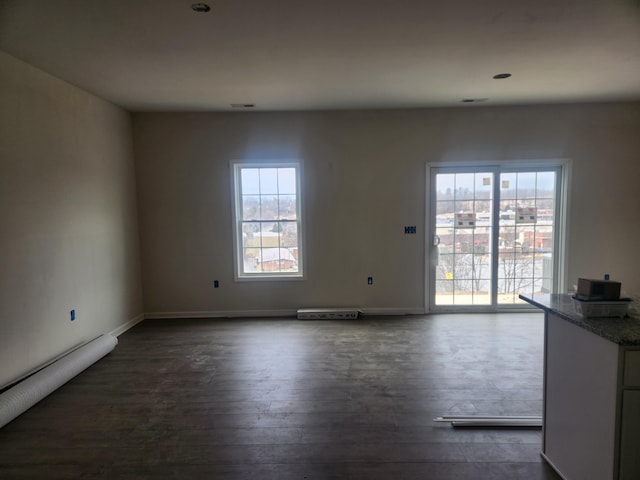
424 159 571 313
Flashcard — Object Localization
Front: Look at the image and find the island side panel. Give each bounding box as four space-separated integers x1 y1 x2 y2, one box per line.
620 349 640 480
544 311 619 480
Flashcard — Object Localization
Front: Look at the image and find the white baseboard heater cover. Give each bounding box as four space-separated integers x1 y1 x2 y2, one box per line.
433 415 542 428
0 334 118 429
297 308 360 320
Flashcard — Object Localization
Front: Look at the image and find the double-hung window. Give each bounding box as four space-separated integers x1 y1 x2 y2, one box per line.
232 162 304 279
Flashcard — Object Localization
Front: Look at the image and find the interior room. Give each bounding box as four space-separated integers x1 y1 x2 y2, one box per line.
1 0 639 478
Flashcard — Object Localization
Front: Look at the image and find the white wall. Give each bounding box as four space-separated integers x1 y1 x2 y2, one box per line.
133 103 640 316
0 52 143 387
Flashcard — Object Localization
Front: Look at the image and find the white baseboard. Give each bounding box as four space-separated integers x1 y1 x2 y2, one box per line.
144 309 298 319
360 307 425 316
109 313 145 337
144 307 425 320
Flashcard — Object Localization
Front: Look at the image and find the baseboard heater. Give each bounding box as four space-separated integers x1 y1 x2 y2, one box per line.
297 308 360 320
433 415 542 428
0 334 117 429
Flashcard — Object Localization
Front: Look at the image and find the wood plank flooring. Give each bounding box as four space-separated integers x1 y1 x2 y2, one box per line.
0 313 561 479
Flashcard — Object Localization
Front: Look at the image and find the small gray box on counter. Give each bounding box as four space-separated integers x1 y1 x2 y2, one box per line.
576 278 621 300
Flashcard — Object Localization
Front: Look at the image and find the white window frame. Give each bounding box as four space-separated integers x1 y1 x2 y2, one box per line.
231 161 305 281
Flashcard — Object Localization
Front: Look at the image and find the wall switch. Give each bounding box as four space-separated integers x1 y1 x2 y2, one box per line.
367 276 373 285
70 309 75 321
404 226 417 234
214 280 219 288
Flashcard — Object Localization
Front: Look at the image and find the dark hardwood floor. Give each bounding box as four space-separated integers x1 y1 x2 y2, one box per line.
0 313 561 479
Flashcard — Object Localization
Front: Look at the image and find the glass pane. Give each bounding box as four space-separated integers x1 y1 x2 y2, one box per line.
499 199 515 221
500 173 517 200
476 174 493 198
437 287 455 305
455 200 474 214
434 171 494 306
472 291 491 305
278 168 297 194
258 247 276 273
455 173 475 199
537 171 556 192
474 226 491 254
516 172 537 197
499 225 517 249
498 250 533 300
278 195 297 219
242 222 261 248
259 195 278 220
453 280 469 299
498 171 557 304
242 247 260 273
256 246 298 273
453 257 472 279
259 168 278 194
454 229 474 254
242 248 260 273
475 201 492 226
537 203 554 224
260 222 280 247
240 169 260 195
280 222 298 248
242 195 260 220
436 253 454 281
436 174 456 200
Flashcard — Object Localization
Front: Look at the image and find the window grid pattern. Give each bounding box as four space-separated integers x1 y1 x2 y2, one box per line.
498 171 556 303
235 165 302 277
435 172 493 305
433 169 558 307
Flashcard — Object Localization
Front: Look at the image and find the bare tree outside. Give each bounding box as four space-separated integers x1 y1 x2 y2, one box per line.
432 169 558 306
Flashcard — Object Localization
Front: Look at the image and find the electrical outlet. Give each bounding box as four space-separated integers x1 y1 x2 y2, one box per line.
214 280 219 288
367 276 373 285
70 309 76 321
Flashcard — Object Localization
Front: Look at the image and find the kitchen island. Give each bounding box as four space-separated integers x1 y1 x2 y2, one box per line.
520 294 640 480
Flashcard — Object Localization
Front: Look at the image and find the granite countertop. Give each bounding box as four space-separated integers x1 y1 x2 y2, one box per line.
520 293 640 346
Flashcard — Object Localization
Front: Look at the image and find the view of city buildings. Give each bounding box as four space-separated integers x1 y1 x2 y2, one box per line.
433 170 557 306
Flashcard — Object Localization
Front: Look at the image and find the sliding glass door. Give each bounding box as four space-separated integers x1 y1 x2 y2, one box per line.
431 171 494 306
429 165 563 311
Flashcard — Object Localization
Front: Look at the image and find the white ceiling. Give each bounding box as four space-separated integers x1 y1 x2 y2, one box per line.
1 0 639 111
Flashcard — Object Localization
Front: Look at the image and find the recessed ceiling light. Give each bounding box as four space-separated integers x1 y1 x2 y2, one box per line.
461 98 488 103
191 3 211 13
493 73 512 79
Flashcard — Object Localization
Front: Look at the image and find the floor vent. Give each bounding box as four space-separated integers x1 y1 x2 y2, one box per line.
297 308 359 320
